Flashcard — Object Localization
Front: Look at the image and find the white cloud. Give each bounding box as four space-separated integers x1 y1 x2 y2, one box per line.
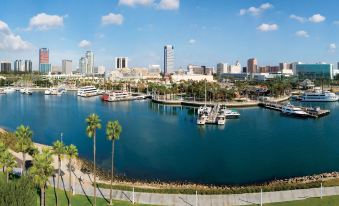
295 30 309 38
257 23 278 32
157 0 180 10
119 0 154 7
189 39 196 44
239 3 273 16
101 13 124 25
309 14 326 23
0 20 32 51
78 40 91 48
290 14 306 23
28 13 64 30
328 43 336 53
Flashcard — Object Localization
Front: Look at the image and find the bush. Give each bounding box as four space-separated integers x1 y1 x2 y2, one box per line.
0 175 37 206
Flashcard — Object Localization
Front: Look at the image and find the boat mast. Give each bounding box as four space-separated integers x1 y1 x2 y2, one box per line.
204 80 207 106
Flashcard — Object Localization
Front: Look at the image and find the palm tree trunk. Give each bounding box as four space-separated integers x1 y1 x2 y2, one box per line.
6 169 8 183
69 158 72 206
93 132 97 206
22 152 26 175
110 140 115 205
41 186 45 206
57 156 61 206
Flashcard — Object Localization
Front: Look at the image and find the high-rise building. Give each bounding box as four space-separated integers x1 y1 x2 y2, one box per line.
39 48 51 73
85 51 94 74
115 57 128 69
0 61 11 73
62 60 72 75
247 58 257 73
24 60 32 72
97 65 106 75
296 63 334 80
164 45 174 74
227 61 242 74
14 60 22 72
79 57 88 74
217 63 228 75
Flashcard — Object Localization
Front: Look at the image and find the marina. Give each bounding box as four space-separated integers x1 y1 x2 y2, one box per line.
259 102 331 118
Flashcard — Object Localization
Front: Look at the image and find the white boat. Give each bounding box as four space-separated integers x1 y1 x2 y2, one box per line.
4 87 15 93
44 89 51 95
281 103 309 117
45 88 64 95
216 114 226 125
77 86 98 97
301 89 338 102
197 114 207 125
221 109 240 119
20 88 32 95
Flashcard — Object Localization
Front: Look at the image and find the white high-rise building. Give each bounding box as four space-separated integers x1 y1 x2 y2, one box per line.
62 60 72 75
79 57 88 74
164 45 174 74
115 57 128 69
217 63 228 75
97 65 106 74
85 51 94 74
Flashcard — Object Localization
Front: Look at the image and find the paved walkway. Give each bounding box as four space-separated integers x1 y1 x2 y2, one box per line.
49 171 339 206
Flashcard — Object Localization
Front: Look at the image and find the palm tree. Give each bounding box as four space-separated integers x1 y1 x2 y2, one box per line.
86 113 101 206
15 125 33 175
65 144 78 206
30 148 54 206
0 141 6 172
52 140 65 206
106 120 122 205
1 151 17 182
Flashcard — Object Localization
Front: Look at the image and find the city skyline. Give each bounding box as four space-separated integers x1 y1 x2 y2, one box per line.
2 0 339 70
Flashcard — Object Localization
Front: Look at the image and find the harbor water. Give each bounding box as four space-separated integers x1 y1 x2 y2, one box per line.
1 92 339 185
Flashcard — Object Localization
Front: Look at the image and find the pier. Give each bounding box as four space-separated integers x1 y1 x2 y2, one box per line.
259 102 330 118
205 104 220 124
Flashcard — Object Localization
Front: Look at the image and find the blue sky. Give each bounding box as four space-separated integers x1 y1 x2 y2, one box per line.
1 0 339 71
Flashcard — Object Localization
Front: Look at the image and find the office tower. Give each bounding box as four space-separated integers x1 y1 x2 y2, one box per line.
85 51 94 74
24 60 32 72
164 45 174 74
62 60 72 75
14 60 22 72
247 58 257 73
115 57 129 69
217 63 227 75
39 48 51 73
79 57 88 74
0 61 11 72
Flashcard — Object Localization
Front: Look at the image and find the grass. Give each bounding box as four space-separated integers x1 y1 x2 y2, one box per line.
258 195 339 206
40 187 154 206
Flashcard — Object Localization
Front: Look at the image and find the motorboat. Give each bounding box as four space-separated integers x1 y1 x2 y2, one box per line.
216 114 226 125
281 103 309 117
77 86 98 97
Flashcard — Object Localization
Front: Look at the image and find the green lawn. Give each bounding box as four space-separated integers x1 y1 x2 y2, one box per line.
249 195 339 206
41 187 154 206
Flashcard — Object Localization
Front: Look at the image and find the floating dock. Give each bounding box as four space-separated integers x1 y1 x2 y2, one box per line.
258 102 330 118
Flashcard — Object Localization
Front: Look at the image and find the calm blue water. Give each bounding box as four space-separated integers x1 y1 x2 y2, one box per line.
1 92 339 185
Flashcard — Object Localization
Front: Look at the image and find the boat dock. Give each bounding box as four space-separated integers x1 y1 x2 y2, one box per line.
205 104 220 124
258 102 330 118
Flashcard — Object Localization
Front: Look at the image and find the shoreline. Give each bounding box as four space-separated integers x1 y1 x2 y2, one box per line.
151 95 291 108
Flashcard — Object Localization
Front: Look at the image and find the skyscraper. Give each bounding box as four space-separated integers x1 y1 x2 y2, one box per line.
115 57 128 69
85 51 94 74
217 63 228 75
79 57 88 74
24 60 32 72
0 61 11 73
14 60 22 72
247 58 257 73
164 45 174 74
62 60 72 75
39 48 51 73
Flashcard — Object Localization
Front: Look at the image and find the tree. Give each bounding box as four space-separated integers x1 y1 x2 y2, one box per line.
106 121 122 205
86 113 101 206
15 125 33 175
0 151 17 182
65 144 78 206
29 148 54 206
52 140 65 206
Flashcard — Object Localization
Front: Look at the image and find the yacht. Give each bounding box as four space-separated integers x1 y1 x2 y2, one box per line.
77 86 98 97
102 91 142 102
216 114 226 125
20 88 32 95
221 109 240 119
301 89 338 102
4 87 15 93
197 114 207 125
45 88 65 95
281 103 309 117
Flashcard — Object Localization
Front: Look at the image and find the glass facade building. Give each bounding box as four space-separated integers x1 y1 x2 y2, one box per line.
296 64 333 80
39 63 51 74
